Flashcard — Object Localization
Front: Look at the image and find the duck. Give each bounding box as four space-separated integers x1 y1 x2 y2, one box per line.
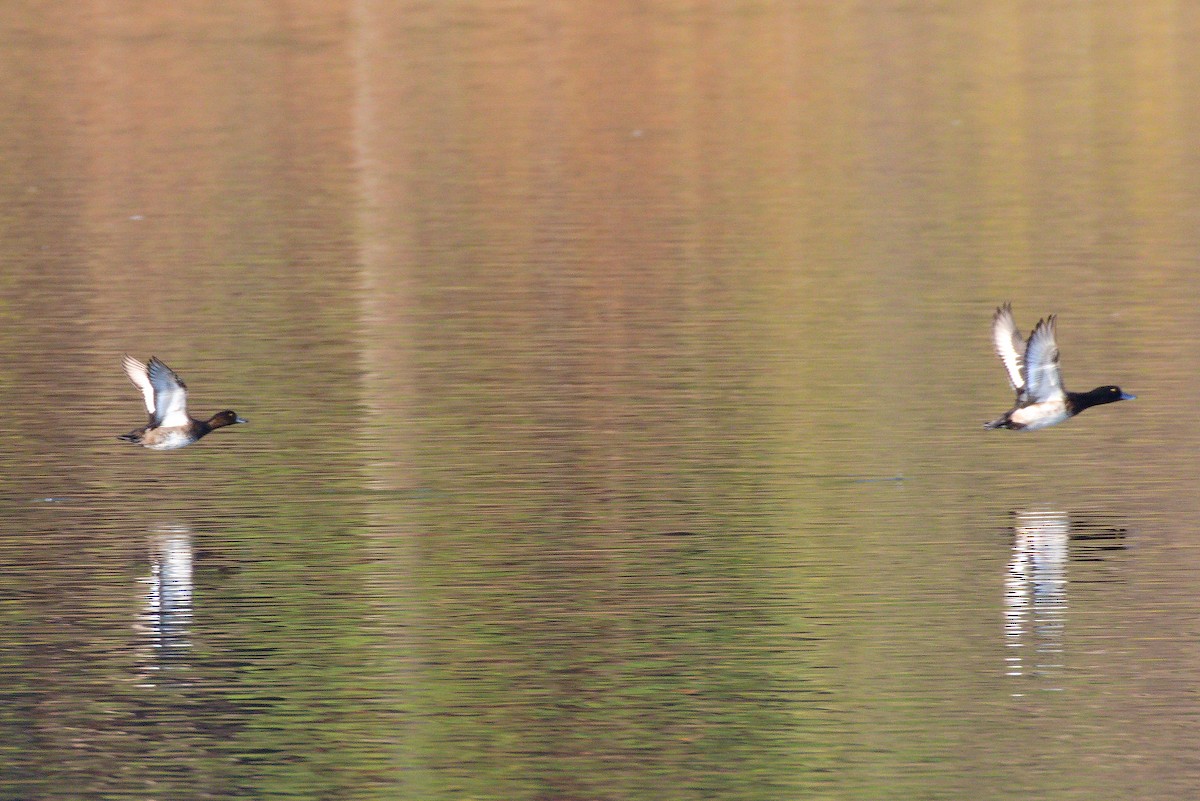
119 355 246 449
985 303 1134 431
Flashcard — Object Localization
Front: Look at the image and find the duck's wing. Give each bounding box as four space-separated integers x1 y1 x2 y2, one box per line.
1022 315 1065 403
123 355 158 419
145 357 191 428
992 303 1026 392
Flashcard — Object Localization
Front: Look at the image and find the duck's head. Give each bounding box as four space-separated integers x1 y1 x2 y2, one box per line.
208 410 248 429
1092 386 1136 404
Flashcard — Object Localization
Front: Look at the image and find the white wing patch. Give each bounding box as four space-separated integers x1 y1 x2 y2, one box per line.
123 355 157 417
991 303 1026 392
1022 316 1065 403
146 357 191 428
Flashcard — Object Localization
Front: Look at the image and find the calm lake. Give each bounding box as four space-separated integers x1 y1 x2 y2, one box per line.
2 3 1200 799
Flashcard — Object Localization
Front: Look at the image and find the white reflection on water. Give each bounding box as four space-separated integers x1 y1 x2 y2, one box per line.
1004 510 1069 693
1003 509 1129 696
134 524 194 688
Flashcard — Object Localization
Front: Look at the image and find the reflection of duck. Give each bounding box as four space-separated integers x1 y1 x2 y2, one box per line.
985 303 1134 431
1065 515 1129 562
119 356 246 449
1004 510 1069 688
1003 510 1129 694
135 526 194 688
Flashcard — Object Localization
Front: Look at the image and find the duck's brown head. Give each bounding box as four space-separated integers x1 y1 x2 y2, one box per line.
207 410 248 430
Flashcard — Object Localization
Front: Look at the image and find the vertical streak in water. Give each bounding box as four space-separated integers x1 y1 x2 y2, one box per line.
352 0 423 792
135 524 194 689
1003 510 1068 694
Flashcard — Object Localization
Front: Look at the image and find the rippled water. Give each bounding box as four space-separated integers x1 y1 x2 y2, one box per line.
3 3 1200 799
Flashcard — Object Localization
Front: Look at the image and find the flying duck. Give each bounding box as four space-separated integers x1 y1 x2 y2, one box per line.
985 303 1134 431
119 355 246 449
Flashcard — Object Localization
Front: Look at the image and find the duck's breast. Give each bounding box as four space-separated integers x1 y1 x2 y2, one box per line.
1009 399 1071 431
141 427 199 450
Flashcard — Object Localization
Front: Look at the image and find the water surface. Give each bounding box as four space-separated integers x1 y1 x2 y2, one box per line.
1 3 1199 799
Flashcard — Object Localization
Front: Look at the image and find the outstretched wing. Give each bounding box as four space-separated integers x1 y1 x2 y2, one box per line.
123 355 157 419
1022 316 1065 403
146 357 191 428
992 303 1026 392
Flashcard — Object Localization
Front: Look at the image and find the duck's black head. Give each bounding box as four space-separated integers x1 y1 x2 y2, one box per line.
1077 385 1136 410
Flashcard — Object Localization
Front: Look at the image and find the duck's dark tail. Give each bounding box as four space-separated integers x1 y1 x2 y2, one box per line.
983 417 1008 430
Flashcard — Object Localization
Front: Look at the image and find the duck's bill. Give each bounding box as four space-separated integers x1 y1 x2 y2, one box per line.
1120 392 1136 401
